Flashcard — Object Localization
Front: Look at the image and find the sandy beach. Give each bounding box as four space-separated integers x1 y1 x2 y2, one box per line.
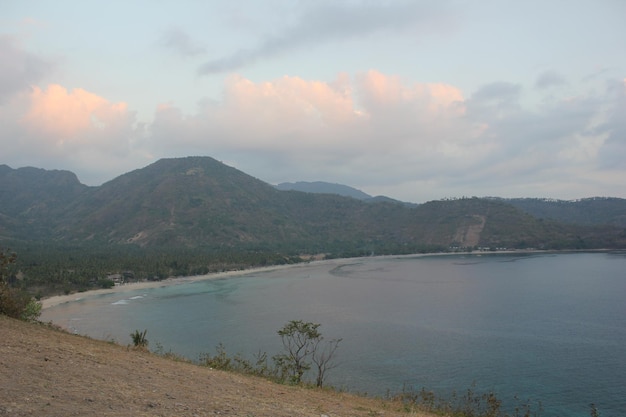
40 259 341 310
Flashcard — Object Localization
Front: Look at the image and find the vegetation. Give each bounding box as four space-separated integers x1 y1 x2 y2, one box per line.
0 248 41 321
199 320 341 388
273 320 341 387
130 329 148 349
3 241 308 297
160 321 608 416
498 197 626 227
392 384 546 417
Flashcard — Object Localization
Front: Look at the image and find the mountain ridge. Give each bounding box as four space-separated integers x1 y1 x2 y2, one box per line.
1 156 625 252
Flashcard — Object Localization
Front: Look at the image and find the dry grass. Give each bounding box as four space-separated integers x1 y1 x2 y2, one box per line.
0 316 433 417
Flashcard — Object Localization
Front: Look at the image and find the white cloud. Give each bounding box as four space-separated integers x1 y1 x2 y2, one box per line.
0 83 145 184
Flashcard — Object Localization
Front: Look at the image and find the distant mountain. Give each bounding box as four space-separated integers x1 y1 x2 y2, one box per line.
0 165 90 239
275 181 372 200
1 157 624 253
275 181 416 206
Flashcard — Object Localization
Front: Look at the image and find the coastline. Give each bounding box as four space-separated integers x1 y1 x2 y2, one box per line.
40 248 579 310
41 258 347 310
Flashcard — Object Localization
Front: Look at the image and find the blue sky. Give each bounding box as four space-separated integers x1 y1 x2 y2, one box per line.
1 0 625 203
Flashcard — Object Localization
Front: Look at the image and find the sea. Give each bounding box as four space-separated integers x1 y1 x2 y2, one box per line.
41 251 626 417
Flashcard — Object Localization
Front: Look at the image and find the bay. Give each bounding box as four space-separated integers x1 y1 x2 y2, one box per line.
42 252 626 416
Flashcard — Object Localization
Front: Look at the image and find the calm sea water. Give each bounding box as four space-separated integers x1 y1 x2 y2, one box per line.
42 252 626 416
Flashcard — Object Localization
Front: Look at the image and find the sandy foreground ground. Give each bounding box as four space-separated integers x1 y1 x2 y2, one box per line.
0 315 433 417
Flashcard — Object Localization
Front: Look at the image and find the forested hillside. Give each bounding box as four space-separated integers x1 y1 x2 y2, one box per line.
496 197 626 227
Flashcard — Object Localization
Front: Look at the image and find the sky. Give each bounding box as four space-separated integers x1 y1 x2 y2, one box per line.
1 0 625 203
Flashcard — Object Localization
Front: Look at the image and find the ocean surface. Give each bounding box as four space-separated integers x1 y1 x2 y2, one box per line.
42 252 626 416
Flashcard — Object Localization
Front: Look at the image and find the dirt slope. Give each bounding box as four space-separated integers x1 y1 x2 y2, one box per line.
0 316 430 417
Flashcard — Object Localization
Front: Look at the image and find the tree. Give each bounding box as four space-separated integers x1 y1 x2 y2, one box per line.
273 320 341 386
0 249 41 322
0 250 16 289
312 336 342 388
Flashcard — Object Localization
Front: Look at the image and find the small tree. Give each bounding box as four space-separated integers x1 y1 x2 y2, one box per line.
273 320 341 386
312 336 342 388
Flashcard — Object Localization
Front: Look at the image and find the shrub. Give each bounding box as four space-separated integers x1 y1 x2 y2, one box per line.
99 278 115 289
0 249 41 322
130 329 148 349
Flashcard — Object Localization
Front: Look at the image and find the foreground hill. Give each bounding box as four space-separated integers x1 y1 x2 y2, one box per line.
0 315 426 417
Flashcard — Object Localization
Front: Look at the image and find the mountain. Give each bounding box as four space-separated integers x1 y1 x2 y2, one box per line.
275 181 373 200
61 157 290 247
275 181 416 206
1 157 624 253
0 165 90 239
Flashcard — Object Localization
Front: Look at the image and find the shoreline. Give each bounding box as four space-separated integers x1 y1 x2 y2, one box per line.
40 248 597 310
41 261 321 310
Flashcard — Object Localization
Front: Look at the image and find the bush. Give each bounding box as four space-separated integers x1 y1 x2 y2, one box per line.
0 284 40 321
130 329 148 349
0 249 41 322
99 278 115 289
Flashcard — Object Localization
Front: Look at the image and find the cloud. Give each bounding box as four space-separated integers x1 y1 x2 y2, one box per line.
452 80 623 199
0 35 53 102
535 70 567 90
22 85 132 142
198 1 452 74
153 71 469 154
150 70 626 200
2 65 624 200
470 81 521 103
159 28 206 57
597 79 626 170
152 73 364 151
150 70 486 189
0 84 144 184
